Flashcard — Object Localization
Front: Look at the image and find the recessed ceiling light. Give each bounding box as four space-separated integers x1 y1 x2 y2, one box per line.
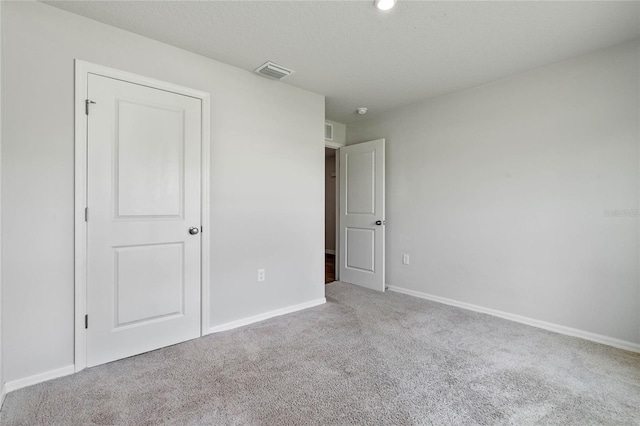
357 107 368 115
375 0 396 11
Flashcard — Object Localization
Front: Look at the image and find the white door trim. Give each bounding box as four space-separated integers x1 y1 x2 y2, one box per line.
325 140 344 149
74 60 211 372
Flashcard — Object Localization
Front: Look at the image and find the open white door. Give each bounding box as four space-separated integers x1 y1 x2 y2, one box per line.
339 139 385 291
86 73 202 367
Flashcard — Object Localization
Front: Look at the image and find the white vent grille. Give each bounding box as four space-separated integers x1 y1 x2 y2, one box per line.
255 61 294 80
325 123 334 140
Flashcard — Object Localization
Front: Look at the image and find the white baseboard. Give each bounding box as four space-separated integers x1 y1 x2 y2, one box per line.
1 299 327 398
209 298 326 334
325 249 336 255
388 285 640 354
3 365 75 395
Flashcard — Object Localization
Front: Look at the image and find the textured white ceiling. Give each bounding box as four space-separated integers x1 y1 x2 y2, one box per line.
46 1 640 123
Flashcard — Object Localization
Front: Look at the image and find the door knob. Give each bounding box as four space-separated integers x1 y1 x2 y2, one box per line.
189 227 200 235
375 220 385 226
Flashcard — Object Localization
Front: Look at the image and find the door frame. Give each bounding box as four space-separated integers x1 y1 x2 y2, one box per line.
325 139 343 281
74 60 211 372
324 145 340 281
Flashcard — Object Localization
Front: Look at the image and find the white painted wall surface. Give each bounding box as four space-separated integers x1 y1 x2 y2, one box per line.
348 40 640 345
1 2 325 383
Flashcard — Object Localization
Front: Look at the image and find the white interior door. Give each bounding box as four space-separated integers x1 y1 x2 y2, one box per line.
86 73 202 367
339 139 385 291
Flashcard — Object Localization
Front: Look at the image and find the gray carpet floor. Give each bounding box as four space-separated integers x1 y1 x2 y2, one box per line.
1 282 639 425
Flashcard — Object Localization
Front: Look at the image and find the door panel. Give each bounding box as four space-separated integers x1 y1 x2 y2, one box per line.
345 228 375 272
87 73 202 367
339 139 385 291
346 151 375 214
114 243 184 327
116 101 185 218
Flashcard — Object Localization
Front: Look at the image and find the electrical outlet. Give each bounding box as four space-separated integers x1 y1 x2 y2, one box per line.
257 268 266 282
402 254 410 265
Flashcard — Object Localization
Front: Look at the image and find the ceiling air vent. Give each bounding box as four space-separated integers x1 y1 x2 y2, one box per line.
255 61 294 80
325 123 334 141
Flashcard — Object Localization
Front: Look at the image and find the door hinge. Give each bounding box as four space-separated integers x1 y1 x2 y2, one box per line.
85 314 88 329
85 99 96 115
84 207 88 222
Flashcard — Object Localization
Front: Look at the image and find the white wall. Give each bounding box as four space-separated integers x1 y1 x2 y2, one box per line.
1 2 325 384
348 40 640 346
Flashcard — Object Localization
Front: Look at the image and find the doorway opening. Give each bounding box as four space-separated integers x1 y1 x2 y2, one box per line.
325 147 338 284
